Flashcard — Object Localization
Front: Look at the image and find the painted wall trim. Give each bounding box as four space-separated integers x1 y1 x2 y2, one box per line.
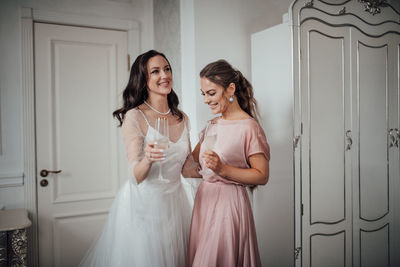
31 8 140 30
0 171 24 187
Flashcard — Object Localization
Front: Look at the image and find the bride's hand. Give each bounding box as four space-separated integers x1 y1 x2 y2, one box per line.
144 141 166 164
202 150 224 175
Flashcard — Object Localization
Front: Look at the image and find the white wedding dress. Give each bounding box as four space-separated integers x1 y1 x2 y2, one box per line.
79 108 197 267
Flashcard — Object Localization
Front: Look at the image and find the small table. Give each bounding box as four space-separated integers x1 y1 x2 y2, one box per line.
0 209 31 267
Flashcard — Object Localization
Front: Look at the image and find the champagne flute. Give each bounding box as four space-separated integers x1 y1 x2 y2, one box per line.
205 132 217 150
154 117 169 182
203 122 218 175
204 122 217 151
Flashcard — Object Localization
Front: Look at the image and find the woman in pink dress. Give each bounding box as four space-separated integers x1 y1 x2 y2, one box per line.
187 59 270 267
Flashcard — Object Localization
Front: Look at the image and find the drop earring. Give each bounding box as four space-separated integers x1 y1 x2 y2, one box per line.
229 96 234 103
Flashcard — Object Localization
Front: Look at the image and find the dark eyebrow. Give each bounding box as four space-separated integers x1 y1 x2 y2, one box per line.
150 64 170 71
200 88 216 94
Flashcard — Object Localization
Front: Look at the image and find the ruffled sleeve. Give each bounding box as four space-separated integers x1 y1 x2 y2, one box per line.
245 120 270 163
121 109 145 185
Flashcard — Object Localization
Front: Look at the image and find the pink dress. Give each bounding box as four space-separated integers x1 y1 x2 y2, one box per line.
187 117 270 267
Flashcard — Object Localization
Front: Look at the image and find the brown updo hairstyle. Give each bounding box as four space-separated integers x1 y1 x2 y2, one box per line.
113 50 183 126
199 59 259 121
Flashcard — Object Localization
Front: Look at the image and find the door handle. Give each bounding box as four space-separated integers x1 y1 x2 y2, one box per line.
345 130 352 151
40 169 62 177
389 128 398 148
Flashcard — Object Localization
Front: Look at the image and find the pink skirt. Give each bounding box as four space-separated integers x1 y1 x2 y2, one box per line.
187 180 261 267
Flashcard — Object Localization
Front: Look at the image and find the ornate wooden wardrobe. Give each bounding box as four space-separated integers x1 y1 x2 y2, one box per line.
251 0 400 266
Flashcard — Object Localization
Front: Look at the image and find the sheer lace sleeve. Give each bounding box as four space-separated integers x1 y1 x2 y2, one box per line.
181 113 201 178
121 109 146 184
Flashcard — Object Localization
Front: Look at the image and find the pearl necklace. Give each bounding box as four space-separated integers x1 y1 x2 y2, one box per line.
144 101 171 115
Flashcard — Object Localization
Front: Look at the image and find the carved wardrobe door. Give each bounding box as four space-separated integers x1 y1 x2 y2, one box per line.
350 28 400 267
299 19 353 267
292 1 400 267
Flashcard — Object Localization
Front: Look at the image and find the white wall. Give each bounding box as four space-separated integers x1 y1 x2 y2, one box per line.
0 0 154 209
154 0 182 99
180 0 198 142
252 21 294 267
0 0 25 208
192 0 292 132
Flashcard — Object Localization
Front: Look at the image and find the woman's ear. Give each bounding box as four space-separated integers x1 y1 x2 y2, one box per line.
226 82 236 96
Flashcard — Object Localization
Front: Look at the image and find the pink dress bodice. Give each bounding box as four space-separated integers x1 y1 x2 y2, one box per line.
199 117 270 185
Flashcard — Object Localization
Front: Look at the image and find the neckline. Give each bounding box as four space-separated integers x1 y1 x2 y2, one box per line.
215 116 253 124
135 108 186 144
146 124 186 145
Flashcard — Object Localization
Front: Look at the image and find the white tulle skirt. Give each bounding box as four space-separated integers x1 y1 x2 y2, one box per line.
79 178 194 267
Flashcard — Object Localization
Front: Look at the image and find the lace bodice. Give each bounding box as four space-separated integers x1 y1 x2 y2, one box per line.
121 108 197 185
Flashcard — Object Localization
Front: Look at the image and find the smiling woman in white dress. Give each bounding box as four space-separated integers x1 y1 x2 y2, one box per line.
79 50 201 267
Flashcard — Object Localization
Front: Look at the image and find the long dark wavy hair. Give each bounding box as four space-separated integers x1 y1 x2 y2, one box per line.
200 59 259 121
113 50 183 126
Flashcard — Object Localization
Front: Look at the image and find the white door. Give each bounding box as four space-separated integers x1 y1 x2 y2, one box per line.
300 20 353 267
35 22 128 267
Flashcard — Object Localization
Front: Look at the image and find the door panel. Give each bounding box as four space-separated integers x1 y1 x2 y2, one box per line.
360 225 390 267
310 232 346 267
308 30 346 225
53 211 109 266
35 22 128 267
300 21 353 267
351 30 400 267
358 42 389 221
51 40 117 202
393 41 400 267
